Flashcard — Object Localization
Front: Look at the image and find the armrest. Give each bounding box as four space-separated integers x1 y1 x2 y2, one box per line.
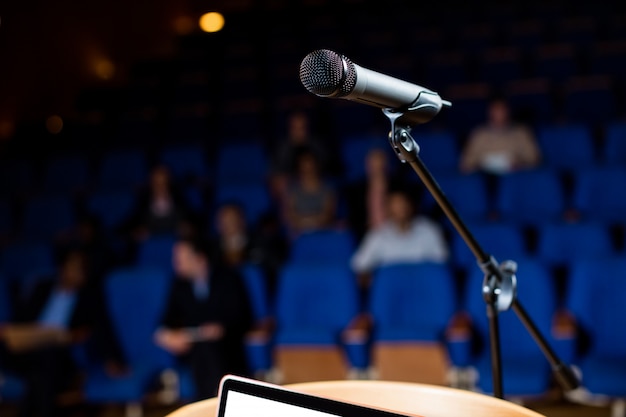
342 314 372 345
445 312 473 368
245 318 275 345
445 312 472 343
552 310 577 340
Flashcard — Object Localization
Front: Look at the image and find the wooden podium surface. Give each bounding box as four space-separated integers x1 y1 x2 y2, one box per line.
166 380 545 417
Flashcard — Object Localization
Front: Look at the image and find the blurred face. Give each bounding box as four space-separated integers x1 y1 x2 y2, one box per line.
216 205 246 237
172 242 206 279
387 193 414 224
298 154 318 178
366 149 387 176
151 166 171 192
60 252 86 289
288 113 309 143
488 101 510 128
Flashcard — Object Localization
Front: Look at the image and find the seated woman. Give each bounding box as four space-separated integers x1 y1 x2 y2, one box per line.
283 150 337 239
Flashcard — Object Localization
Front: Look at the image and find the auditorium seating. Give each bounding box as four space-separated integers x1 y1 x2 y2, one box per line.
4 1 626 410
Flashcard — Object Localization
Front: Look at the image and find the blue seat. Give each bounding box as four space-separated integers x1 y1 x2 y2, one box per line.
461 259 557 396
240 264 272 373
602 122 626 166
20 195 75 241
572 167 626 223
136 235 177 272
159 144 208 182
0 242 55 283
567 259 626 397
87 190 135 231
369 263 457 342
274 262 364 368
536 222 614 266
43 154 90 193
562 77 616 125
216 143 268 184
537 125 595 171
214 183 272 227
98 149 147 191
415 131 460 175
340 135 390 183
452 223 527 268
423 174 489 223
84 267 173 404
495 169 565 224
290 229 355 263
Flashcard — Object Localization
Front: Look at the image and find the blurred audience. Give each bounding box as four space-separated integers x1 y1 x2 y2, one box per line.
5 249 125 417
283 150 337 238
344 148 404 242
351 189 449 286
155 238 253 399
125 165 194 241
460 98 541 175
211 203 287 294
270 111 332 199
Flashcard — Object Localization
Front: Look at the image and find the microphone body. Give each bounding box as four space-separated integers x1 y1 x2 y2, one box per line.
299 49 450 125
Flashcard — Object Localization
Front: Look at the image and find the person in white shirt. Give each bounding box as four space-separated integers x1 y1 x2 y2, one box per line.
351 189 449 280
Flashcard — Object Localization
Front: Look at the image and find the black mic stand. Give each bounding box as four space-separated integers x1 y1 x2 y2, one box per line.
382 108 579 399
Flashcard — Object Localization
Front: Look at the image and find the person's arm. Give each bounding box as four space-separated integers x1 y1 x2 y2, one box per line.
420 220 450 262
350 229 383 274
459 130 486 173
155 280 192 355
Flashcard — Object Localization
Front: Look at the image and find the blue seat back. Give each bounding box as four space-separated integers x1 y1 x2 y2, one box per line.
496 169 565 224
290 230 355 263
369 263 456 340
136 235 176 272
87 190 135 230
452 223 526 268
98 149 147 191
537 125 595 171
423 174 489 222
214 183 271 226
159 144 207 181
21 195 74 241
603 122 626 166
275 262 358 332
536 222 614 265
0 242 54 282
105 267 172 366
568 258 626 356
43 155 90 193
216 143 267 183
573 167 626 222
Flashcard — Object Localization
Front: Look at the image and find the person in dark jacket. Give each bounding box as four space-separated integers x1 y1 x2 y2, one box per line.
155 237 253 399
8 248 125 417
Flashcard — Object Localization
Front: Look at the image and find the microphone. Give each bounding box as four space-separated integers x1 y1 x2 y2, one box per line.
299 49 451 126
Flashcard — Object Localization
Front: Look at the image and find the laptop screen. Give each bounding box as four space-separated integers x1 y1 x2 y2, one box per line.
217 375 417 417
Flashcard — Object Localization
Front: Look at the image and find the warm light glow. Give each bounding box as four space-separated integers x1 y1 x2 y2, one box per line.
0 120 14 140
199 12 225 33
46 115 64 134
94 58 115 80
173 15 195 35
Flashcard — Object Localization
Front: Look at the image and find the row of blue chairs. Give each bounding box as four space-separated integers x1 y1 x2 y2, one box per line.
0 221 620 294
3 256 621 403
4 120 626 197
3 163 626 244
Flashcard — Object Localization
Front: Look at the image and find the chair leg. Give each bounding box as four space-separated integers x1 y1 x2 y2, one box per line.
125 402 143 417
612 399 626 417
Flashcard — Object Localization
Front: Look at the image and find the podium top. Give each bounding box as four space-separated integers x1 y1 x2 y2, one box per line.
167 380 545 417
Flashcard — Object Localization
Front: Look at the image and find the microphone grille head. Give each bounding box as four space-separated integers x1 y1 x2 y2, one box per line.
299 49 357 97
